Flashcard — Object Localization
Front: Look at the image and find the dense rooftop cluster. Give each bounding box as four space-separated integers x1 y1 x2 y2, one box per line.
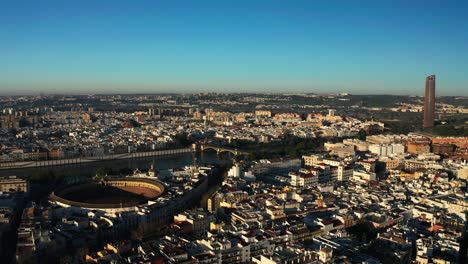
78 132 467 263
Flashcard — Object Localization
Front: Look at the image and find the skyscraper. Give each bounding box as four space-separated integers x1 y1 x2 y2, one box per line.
423 75 436 128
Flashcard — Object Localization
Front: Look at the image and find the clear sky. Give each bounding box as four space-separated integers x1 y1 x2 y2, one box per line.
1 0 467 95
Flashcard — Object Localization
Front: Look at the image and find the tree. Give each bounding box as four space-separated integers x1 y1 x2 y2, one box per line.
119 167 133 175
30 170 56 182
59 255 73 264
358 129 366 140
175 132 193 147
288 149 299 159
75 246 90 261
131 223 146 241
346 219 377 243
95 167 113 177
16 251 34 264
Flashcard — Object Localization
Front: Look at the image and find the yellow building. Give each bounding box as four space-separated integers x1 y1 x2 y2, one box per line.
255 110 272 117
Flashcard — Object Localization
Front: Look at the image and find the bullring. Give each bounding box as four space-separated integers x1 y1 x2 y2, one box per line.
49 177 165 211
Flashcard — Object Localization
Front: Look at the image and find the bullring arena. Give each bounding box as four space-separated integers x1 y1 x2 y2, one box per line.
49 177 165 212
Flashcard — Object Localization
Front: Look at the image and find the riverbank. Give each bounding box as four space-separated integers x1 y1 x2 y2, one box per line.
0 148 192 170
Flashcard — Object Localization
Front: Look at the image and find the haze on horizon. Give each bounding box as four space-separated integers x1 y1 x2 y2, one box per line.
1 0 467 96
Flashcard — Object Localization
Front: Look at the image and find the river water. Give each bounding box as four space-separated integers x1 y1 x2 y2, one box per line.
0 151 230 178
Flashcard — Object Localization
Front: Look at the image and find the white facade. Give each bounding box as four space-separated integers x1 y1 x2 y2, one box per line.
228 164 243 178
353 170 377 181
290 173 300 187
289 172 318 188
392 143 405 154
369 143 405 157
334 166 353 181
300 175 318 187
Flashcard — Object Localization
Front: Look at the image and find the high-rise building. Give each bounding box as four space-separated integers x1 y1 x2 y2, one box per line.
423 75 436 128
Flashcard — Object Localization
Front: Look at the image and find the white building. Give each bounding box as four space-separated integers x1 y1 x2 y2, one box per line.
289 171 318 188
331 166 353 182
228 164 243 178
369 143 405 157
353 170 377 181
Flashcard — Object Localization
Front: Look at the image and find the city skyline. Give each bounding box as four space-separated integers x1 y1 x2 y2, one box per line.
1 0 468 96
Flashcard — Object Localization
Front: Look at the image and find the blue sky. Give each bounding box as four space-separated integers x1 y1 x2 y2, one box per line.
1 0 467 95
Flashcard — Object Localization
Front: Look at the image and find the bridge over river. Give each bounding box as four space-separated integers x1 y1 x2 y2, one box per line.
198 144 250 156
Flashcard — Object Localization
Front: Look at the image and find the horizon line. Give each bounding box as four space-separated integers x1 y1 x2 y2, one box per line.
0 92 466 97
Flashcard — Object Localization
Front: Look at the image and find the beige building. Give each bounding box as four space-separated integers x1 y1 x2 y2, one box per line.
0 176 28 193
356 160 376 172
404 160 426 171
458 167 468 180
255 110 272 117
380 158 402 170
302 154 322 167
